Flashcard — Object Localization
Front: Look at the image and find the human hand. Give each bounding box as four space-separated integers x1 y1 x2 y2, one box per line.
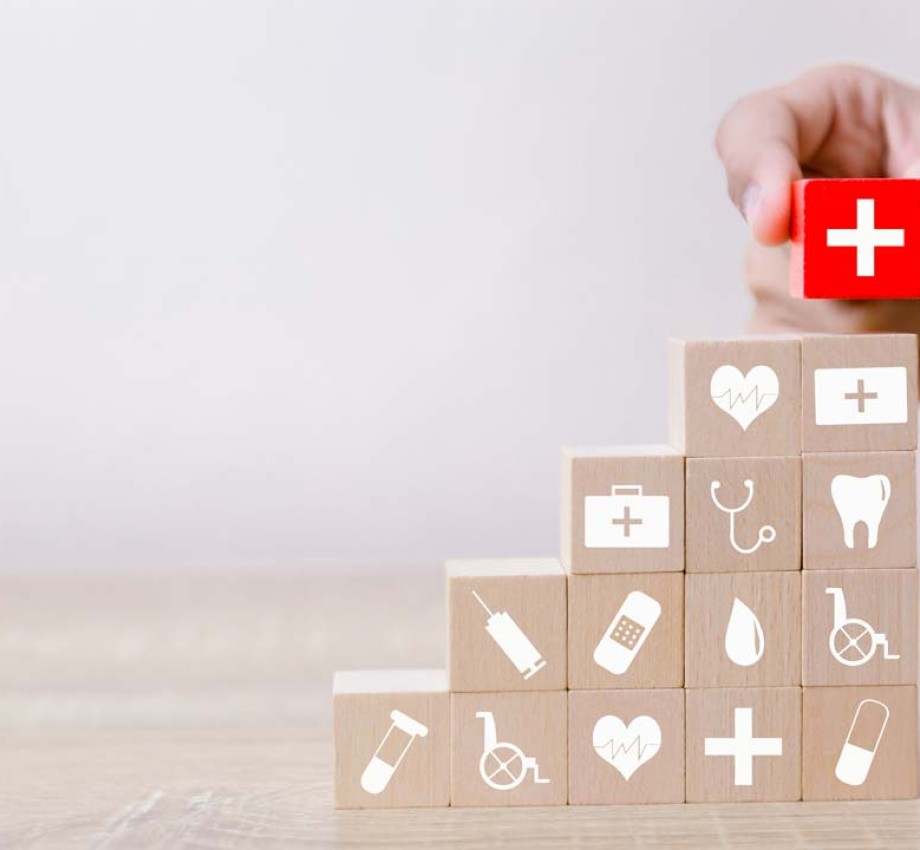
716 64 920 333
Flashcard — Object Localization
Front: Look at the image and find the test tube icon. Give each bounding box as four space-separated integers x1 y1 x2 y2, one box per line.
360 710 429 795
472 590 547 680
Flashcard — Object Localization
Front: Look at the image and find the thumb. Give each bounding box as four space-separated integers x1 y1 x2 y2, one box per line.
716 94 804 246
739 142 803 246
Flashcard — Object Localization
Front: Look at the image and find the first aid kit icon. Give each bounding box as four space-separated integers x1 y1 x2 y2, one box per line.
584 485 670 549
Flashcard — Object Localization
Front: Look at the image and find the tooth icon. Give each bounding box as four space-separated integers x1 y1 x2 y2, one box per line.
831 474 891 549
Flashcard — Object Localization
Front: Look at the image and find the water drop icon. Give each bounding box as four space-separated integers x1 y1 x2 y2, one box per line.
724 597 765 667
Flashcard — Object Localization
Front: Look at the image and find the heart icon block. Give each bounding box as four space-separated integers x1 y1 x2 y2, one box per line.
710 364 780 431
592 714 661 781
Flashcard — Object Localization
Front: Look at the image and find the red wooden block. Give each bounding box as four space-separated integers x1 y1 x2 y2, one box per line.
791 178 920 299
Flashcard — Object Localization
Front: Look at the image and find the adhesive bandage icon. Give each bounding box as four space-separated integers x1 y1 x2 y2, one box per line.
835 699 890 787
360 710 429 795
472 590 546 680
593 591 661 675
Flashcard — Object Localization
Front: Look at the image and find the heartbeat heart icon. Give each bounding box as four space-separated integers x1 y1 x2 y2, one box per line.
710 364 780 431
592 714 661 781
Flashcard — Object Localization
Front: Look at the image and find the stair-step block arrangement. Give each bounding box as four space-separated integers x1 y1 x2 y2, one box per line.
333 332 920 807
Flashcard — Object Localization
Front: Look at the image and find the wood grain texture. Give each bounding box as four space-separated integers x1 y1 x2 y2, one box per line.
0 568 919 847
567 572 684 690
803 686 918 801
803 569 919 687
450 691 567 807
568 688 684 805
803 451 917 570
686 456 802 573
333 670 449 809
668 336 802 458
560 446 684 574
686 687 802 803
447 558 566 692
685 572 801 688
801 333 918 453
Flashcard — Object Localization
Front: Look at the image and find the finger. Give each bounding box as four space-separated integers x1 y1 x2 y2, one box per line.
716 92 804 246
881 75 920 177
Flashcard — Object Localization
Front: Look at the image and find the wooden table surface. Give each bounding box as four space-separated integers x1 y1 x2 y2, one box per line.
1 566 918 849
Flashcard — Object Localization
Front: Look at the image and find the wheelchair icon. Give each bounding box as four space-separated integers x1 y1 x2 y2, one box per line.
476 711 550 791
826 587 900 667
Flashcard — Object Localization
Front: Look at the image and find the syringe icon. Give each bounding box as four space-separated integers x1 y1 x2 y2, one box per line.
471 590 547 680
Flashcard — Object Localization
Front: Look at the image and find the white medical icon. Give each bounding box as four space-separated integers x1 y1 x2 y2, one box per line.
360 709 429 795
814 367 908 426
831 474 891 550
704 706 783 786
472 590 545 680
710 479 777 555
826 587 900 667
835 699 890 786
724 597 765 667
594 590 661 675
584 485 670 549
592 714 661 781
710 364 779 431
826 197 905 276
476 710 550 791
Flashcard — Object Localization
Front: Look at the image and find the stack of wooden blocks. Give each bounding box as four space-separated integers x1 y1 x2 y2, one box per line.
333 332 920 808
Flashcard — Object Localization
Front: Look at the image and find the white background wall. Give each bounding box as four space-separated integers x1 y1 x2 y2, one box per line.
1 1 917 572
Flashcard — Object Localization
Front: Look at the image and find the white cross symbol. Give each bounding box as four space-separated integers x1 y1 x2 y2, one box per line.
704 706 783 786
826 198 905 277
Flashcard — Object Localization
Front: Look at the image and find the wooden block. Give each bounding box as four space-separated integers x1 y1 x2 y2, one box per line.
685 687 802 803
685 572 801 688
803 685 918 800
668 337 802 458
803 569 918 686
803 451 917 570
801 333 918 453
685 456 801 573
791 178 920 299
450 690 567 807
560 446 684 574
568 688 685 805
447 558 566 692
332 669 449 809
567 572 683 689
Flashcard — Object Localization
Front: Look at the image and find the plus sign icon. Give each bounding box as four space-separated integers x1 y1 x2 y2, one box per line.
704 706 783 787
791 178 920 299
814 366 909 426
584 485 670 549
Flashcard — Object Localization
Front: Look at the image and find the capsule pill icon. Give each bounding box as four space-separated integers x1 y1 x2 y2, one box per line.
835 699 889 787
360 709 429 795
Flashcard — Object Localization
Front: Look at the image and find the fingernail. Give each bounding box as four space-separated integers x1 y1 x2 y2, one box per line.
904 162 920 179
740 183 763 223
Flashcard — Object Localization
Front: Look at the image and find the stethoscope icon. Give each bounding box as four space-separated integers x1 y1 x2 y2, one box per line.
710 479 776 555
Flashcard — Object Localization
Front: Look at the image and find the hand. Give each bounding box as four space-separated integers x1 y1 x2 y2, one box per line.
716 64 920 333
